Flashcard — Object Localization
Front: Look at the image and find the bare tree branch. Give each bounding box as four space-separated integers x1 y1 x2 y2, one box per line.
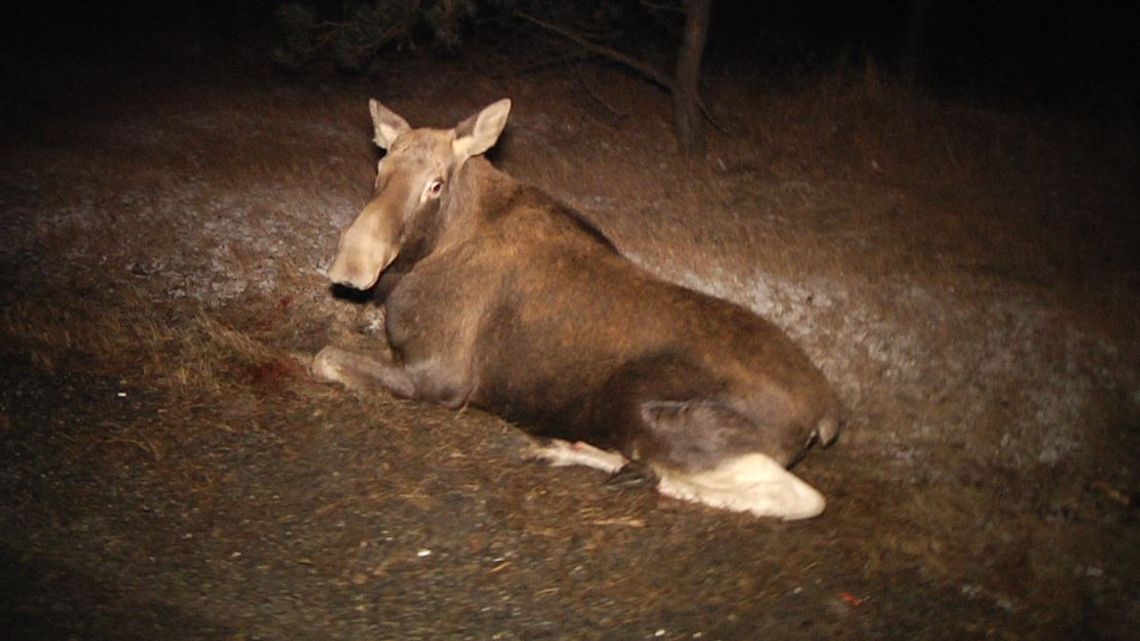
674 0 712 154
572 63 630 120
514 11 674 90
639 0 687 15
513 10 725 135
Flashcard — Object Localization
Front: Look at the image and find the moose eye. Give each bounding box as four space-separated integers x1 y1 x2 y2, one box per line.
426 179 444 198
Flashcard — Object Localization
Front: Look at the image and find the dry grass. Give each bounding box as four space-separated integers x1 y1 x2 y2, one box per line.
2 290 283 397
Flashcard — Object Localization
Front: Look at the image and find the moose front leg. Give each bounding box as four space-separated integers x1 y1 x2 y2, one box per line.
312 345 415 398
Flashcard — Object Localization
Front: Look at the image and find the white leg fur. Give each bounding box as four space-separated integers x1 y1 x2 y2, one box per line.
312 346 351 385
312 345 381 393
523 439 627 474
656 453 826 521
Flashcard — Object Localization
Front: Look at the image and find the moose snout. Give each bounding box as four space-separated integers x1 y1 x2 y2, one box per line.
327 228 398 291
327 246 374 290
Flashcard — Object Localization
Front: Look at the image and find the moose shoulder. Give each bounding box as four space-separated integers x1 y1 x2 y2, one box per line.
314 98 844 520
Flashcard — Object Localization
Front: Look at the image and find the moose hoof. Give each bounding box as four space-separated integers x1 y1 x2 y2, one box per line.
311 346 348 383
605 461 658 490
311 345 373 392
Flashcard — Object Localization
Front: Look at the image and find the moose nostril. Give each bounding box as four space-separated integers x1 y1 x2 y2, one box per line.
330 282 374 302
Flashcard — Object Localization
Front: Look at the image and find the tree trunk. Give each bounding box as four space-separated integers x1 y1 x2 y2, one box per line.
673 0 712 156
902 0 931 90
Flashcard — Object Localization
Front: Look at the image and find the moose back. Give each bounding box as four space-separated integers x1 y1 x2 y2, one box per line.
314 99 844 520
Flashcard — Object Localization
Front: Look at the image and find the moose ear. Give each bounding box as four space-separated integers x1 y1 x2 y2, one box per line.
453 99 511 159
369 99 411 150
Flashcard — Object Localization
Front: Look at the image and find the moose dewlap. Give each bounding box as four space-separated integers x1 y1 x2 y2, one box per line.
314 98 844 520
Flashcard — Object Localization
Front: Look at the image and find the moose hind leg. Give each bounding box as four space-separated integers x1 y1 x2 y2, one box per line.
640 400 826 520
655 453 826 520
312 345 414 397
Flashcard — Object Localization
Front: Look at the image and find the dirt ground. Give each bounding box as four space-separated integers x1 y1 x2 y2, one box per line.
2 41 1138 641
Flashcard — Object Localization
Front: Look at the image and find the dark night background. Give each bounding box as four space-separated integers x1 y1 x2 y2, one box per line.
4 0 1138 113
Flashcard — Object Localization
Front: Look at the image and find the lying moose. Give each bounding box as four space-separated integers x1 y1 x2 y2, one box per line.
314 99 844 520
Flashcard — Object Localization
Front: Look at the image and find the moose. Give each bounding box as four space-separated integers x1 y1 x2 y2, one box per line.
314 98 844 520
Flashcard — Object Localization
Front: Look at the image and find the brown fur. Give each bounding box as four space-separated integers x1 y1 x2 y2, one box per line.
320 100 844 496
389 157 843 468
